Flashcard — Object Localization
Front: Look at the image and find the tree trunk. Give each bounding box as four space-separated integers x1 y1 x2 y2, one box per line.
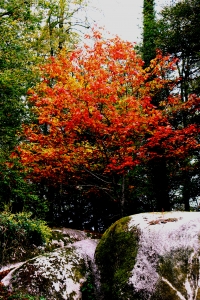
182 173 190 211
121 174 125 217
149 158 170 211
58 0 65 51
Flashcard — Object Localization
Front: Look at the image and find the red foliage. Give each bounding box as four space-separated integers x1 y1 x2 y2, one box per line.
17 32 200 183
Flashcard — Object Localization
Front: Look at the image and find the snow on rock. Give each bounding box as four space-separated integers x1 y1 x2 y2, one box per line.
95 212 200 300
5 239 99 300
128 212 200 299
73 239 102 297
3 212 200 299
1 262 26 286
73 239 98 260
49 227 89 249
57 228 88 240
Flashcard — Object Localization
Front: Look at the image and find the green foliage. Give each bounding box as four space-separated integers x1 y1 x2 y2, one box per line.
153 248 196 299
0 158 49 219
156 0 200 99
0 211 52 265
8 293 46 300
95 217 139 299
156 0 200 56
0 0 89 223
35 0 89 57
142 0 157 66
81 274 96 300
0 0 42 216
154 0 200 210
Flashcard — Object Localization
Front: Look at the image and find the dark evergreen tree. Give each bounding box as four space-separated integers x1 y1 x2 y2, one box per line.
156 0 200 101
155 0 200 211
142 0 171 211
142 0 157 67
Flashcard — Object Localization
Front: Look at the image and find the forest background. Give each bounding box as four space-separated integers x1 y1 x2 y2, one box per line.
0 0 200 233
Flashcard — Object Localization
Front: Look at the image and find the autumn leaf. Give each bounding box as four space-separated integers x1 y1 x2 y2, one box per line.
16 31 200 185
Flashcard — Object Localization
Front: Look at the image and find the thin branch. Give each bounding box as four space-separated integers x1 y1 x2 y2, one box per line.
82 167 112 184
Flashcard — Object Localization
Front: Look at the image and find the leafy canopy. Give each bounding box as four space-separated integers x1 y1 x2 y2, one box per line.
17 31 200 185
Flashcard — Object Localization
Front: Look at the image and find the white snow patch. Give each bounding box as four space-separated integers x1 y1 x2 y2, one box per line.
1 262 26 286
128 212 200 299
52 281 60 292
1 262 25 273
73 239 98 260
51 239 65 248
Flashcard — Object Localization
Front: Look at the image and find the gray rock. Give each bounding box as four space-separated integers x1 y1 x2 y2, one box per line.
95 211 200 300
49 228 89 249
4 212 200 299
3 238 98 299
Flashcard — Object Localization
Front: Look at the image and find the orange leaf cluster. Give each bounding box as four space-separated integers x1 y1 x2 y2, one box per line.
17 32 200 183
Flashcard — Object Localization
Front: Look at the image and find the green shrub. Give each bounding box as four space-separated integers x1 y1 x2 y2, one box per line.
81 272 96 300
0 211 52 265
8 293 46 300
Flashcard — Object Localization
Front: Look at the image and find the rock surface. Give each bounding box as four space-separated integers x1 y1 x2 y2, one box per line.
95 211 200 300
3 212 200 299
2 229 98 299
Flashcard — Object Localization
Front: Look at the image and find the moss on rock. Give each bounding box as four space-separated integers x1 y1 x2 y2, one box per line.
7 238 98 300
3 212 200 299
95 212 200 299
150 248 200 299
10 247 85 299
155 248 192 298
95 216 139 299
152 279 179 300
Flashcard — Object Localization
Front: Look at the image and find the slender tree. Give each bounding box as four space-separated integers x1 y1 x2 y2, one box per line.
156 0 200 101
34 0 89 57
142 0 156 67
142 0 172 211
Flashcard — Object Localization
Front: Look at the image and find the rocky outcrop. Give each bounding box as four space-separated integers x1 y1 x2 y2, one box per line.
1 229 99 300
2 212 200 299
95 211 200 300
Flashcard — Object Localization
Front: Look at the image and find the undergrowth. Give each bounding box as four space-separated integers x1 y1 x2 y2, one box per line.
0 211 52 265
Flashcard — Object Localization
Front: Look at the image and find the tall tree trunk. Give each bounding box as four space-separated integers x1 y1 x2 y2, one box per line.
182 173 190 211
47 12 54 56
143 0 170 212
121 174 125 217
149 158 170 211
142 0 156 67
58 0 65 51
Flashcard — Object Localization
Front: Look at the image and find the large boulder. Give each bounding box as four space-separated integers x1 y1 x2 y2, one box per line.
3 212 200 300
2 230 98 300
95 211 200 300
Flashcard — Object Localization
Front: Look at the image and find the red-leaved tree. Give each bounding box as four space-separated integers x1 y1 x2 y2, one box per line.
17 31 200 216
